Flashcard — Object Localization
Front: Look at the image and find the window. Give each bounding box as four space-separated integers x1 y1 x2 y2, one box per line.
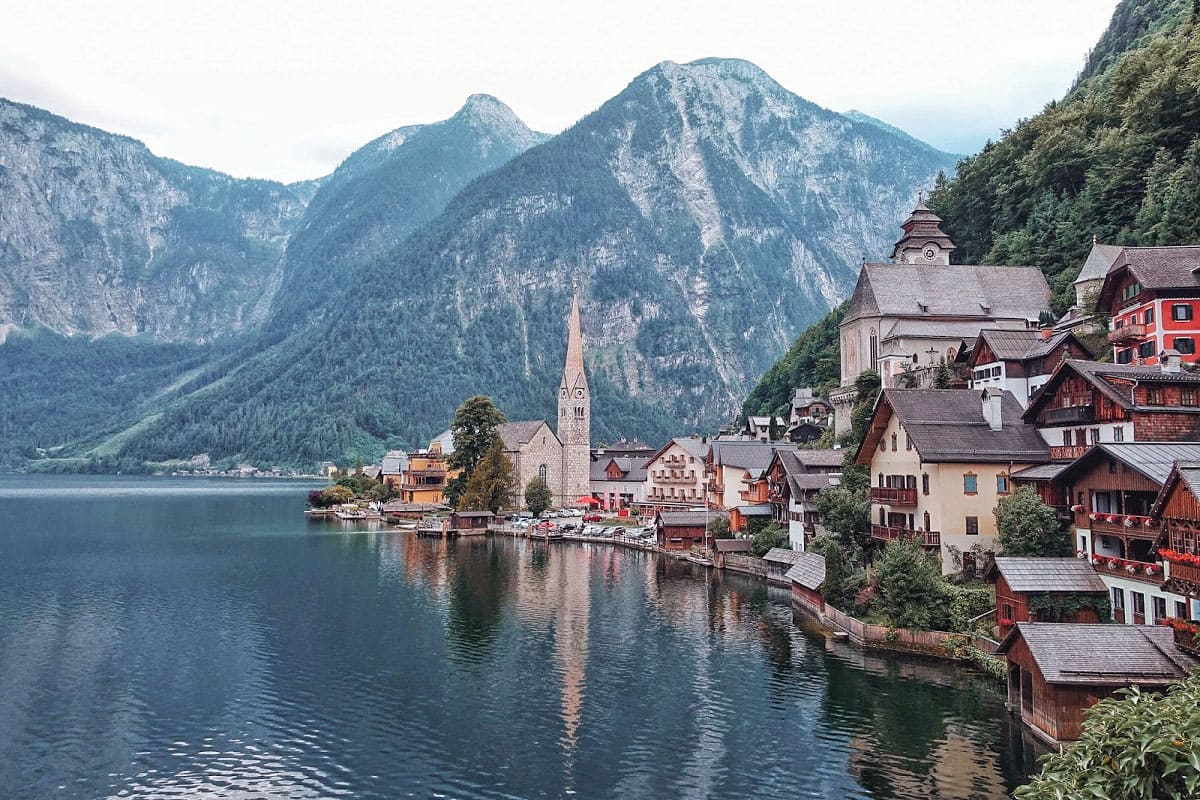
1145 307 1155 324
1122 282 1142 301
1153 596 1167 623
1114 319 1124 330
869 329 878 368
1131 591 1146 619
905 433 912 451
878 473 885 487
1138 340 1155 358
963 473 978 494
922 474 930 496
965 516 979 535
1108 458 1118 474
1063 430 1074 446
1112 587 1125 611
1002 603 1014 622
1173 303 1193 322
1117 348 1133 364
1176 601 1189 619
1174 337 1196 355
538 464 548 482
1088 428 1100 445
1148 387 1164 405
997 474 1010 494
890 433 897 452
1113 426 1125 442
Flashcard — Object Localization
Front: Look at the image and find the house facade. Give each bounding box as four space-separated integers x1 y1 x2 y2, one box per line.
1153 461 1200 618
655 511 714 553
985 557 1108 629
705 441 794 512
589 454 650 511
832 201 1053 433
765 449 841 550
1023 356 1200 460
643 437 709 510
964 328 1092 406
855 388 1050 573
1096 245 1200 366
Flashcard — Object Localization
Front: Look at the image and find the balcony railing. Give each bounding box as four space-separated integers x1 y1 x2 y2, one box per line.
1163 554 1200 589
1087 515 1159 538
870 486 918 505
871 525 940 547
1089 555 1164 584
1050 445 1090 461
1108 323 1147 344
1045 405 1095 425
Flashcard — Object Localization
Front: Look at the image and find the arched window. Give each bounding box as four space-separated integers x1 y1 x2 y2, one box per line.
869 328 878 369
538 464 548 482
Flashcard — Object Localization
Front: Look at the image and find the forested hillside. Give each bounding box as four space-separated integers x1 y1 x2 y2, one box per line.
745 0 1200 417
929 0 1200 311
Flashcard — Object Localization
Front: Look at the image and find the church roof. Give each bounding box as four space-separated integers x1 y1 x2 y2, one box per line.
560 291 588 392
843 264 1052 325
498 420 556 450
889 201 957 260
1073 242 1124 286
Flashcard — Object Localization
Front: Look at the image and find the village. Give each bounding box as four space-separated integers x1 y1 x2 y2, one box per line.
309 202 1200 751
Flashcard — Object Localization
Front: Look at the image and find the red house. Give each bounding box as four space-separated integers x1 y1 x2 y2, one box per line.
785 552 827 614
655 511 715 553
1095 245 1200 366
985 557 1108 629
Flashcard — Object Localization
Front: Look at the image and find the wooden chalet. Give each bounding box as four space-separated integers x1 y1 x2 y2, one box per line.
985 557 1108 630
1150 461 1200 634
997 623 1196 745
963 328 1092 407
655 510 716 553
765 448 840 550
1023 357 1200 461
785 552 827 614
450 511 493 531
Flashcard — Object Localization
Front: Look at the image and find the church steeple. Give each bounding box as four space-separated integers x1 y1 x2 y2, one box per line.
561 291 587 395
890 196 956 265
557 290 591 503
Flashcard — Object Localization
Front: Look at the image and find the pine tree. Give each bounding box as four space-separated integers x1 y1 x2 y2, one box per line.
459 437 514 513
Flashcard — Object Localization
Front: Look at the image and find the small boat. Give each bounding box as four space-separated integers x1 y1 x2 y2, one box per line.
686 553 714 568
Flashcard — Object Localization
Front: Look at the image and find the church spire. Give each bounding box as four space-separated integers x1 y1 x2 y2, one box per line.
561 290 587 391
890 196 956 265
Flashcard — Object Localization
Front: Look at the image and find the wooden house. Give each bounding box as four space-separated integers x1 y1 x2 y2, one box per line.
1095 245 1200 366
763 548 803 586
964 328 1092 406
711 538 753 569
1150 461 1200 627
985 557 1108 630
450 511 493 531
997 623 1195 745
1023 357 1200 460
785 552 827 614
655 511 715 553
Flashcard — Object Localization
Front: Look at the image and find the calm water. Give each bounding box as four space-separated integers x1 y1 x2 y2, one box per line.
0 476 1039 799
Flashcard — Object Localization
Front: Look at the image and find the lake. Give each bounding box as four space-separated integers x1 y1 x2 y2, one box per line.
0 476 1040 798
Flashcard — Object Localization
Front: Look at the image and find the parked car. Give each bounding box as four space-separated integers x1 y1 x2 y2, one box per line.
582 513 601 522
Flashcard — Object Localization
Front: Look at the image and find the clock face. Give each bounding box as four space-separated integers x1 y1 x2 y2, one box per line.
575 388 585 398
923 247 937 261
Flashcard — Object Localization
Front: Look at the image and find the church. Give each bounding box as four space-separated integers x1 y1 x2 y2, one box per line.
498 292 592 509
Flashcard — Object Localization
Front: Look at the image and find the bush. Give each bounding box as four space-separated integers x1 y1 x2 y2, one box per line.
995 487 1070 556
1016 675 1200 799
707 516 733 540
874 538 948 631
947 584 995 633
320 485 355 506
750 522 789 557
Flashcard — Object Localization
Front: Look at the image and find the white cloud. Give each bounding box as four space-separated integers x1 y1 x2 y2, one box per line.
1 0 1118 181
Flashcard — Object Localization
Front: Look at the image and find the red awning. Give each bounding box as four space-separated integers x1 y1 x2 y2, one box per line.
575 496 601 506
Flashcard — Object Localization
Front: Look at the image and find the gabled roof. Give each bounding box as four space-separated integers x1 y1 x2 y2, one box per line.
856 389 1049 465
1150 461 1200 518
1097 245 1200 310
1055 443 1200 488
996 623 1195 686
986 557 1107 594
656 510 724 527
784 552 827 590
589 455 650 482
790 449 845 469
733 503 772 516
713 539 753 553
763 548 803 565
1073 242 1124 286
1009 462 1070 482
647 436 710 466
967 328 1092 367
709 441 795 471
381 450 407 475
788 473 838 493
843 263 1052 325
1024 359 1200 421
498 420 557 450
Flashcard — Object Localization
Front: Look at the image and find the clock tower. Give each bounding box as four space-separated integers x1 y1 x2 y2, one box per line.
890 197 956 265
557 291 591 504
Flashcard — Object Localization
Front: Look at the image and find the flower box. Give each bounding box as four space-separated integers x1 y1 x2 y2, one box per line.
1145 564 1159 576
1126 564 1138 574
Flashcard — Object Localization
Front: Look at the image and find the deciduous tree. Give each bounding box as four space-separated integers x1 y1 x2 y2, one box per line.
524 477 553 517
459 437 514 513
995 486 1070 556
447 395 507 507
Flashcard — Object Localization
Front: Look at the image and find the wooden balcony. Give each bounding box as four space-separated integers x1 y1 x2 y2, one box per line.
1171 623 1200 657
1088 516 1160 539
655 473 697 484
1050 445 1089 461
1108 323 1146 345
870 486 918 505
1090 556 1164 585
1165 556 1200 590
1045 405 1095 425
871 524 940 547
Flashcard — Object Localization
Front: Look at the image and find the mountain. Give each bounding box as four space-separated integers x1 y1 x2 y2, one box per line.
267 94 548 331
743 0 1199 422
0 98 315 342
929 0 1200 311
108 58 957 468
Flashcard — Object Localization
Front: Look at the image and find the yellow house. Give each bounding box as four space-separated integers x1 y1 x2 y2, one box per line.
855 388 1051 573
380 443 459 506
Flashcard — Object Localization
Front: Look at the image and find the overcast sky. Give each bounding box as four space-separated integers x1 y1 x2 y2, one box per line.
4 0 1119 183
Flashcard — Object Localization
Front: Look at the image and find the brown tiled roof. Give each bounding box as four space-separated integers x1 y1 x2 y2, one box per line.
973 328 1087 363
997 623 1196 686
864 389 1050 464
843 263 1051 324
988 557 1107 593
1024 359 1200 420
790 449 845 469
589 455 650 482
784 552 827 590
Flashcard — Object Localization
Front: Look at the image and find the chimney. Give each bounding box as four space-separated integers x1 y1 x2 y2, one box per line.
1040 326 1053 341
1161 349 1182 374
982 388 1003 431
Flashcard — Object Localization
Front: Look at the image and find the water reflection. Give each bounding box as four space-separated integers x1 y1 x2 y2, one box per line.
0 477 1037 799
